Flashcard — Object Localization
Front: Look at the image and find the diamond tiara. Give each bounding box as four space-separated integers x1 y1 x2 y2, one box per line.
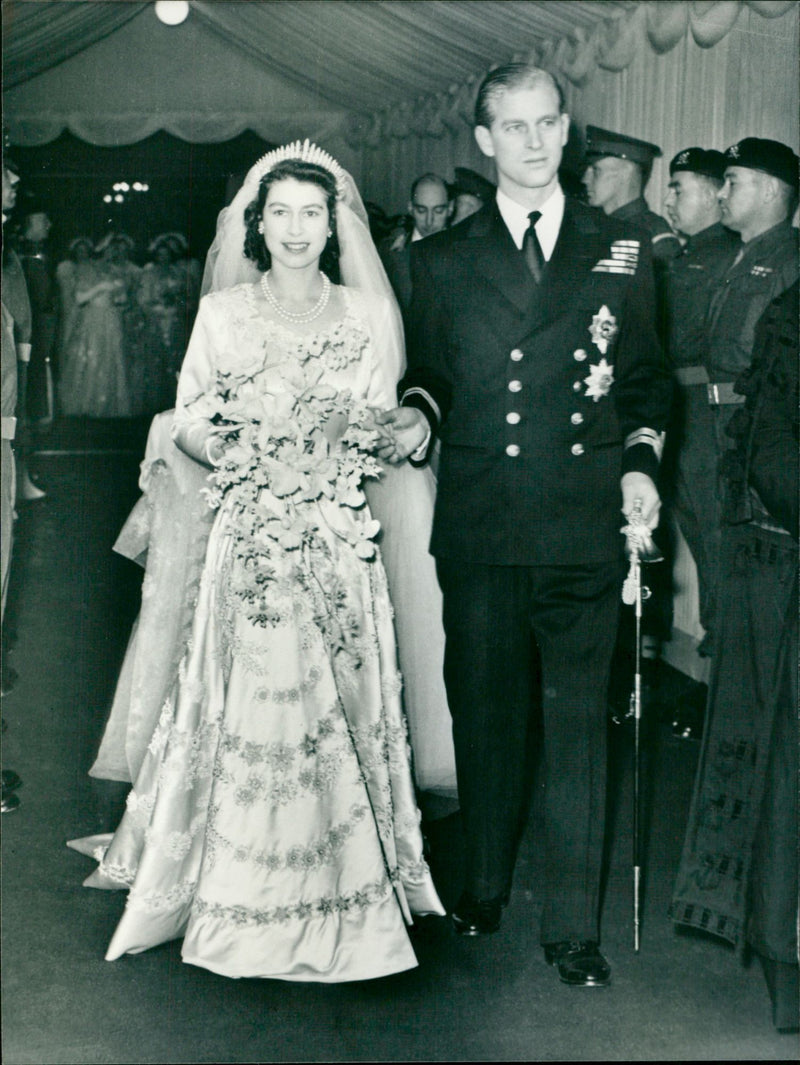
251 139 347 197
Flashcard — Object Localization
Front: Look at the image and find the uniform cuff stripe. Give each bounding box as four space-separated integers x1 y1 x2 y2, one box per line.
401 387 441 426
625 428 665 460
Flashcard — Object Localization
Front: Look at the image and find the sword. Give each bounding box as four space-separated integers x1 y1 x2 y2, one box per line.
621 498 662 952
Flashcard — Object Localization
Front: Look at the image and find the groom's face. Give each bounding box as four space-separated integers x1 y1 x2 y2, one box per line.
475 82 569 200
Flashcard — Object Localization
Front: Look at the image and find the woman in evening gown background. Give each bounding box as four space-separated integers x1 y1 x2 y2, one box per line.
58 233 138 419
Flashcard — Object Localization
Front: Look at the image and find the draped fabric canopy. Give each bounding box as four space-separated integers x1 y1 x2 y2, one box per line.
3 0 798 210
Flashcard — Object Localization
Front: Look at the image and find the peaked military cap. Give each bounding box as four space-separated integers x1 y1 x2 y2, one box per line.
585 126 662 166
451 167 495 202
723 138 799 190
669 147 727 182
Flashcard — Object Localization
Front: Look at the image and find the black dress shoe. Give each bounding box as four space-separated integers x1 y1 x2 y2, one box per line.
544 941 611 986
1 791 20 813
451 891 504 935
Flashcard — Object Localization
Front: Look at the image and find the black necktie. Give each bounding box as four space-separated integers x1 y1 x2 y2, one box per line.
522 210 544 282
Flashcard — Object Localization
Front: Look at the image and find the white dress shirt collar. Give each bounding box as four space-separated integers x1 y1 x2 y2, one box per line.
496 184 565 261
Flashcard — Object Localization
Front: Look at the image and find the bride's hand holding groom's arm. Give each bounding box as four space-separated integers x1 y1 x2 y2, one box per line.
373 406 430 464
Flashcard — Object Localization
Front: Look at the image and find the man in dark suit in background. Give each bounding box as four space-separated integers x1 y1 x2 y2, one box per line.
379 172 453 315
376 63 672 987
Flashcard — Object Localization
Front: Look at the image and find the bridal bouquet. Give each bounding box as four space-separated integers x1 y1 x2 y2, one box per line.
191 353 383 644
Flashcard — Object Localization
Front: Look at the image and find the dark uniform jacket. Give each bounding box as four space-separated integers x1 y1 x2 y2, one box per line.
611 196 682 265
706 220 799 381
665 221 738 368
400 195 672 566
612 197 682 342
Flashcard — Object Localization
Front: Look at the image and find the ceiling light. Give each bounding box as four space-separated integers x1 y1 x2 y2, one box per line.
154 2 189 27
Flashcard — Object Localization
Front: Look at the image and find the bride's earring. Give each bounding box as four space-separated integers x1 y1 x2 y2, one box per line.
258 221 264 234
327 230 332 238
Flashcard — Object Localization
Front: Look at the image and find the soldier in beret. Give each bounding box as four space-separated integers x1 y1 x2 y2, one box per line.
659 148 739 731
687 138 799 648
709 138 799 385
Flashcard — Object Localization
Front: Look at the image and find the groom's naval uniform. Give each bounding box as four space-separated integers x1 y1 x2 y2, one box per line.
399 186 672 945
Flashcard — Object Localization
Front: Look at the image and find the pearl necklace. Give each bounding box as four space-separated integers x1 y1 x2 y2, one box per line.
260 271 331 323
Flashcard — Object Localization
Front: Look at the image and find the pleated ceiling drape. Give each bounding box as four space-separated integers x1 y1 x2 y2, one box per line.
3 1 798 211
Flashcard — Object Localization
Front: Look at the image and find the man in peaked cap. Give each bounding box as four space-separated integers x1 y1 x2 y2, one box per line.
660 148 738 731
582 125 682 266
450 166 496 225
583 127 680 722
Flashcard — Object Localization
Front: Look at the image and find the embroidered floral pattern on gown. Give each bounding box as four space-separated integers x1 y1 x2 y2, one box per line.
75 284 443 980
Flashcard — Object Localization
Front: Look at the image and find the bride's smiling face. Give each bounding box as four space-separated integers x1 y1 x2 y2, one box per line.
262 178 330 270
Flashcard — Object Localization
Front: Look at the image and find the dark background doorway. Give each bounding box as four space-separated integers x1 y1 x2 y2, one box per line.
9 129 273 264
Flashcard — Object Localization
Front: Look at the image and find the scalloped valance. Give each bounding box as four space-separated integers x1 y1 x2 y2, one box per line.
4 1 796 151
343 0 796 146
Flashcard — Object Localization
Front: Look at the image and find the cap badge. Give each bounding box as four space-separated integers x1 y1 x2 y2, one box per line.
728 143 740 158
676 151 690 165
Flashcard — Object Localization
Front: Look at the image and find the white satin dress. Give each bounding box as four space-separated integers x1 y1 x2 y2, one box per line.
71 284 444 981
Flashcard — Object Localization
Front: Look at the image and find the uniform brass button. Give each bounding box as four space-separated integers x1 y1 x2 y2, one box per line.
573 348 588 362
505 444 521 457
570 412 584 425
573 380 582 391
571 442 585 456
508 380 522 393
506 411 521 425
510 348 524 362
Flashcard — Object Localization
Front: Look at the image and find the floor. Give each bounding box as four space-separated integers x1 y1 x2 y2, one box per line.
1 423 795 1063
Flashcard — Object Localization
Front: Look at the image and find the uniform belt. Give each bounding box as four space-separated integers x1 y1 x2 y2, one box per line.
674 365 709 386
1 416 16 441
674 366 745 405
706 382 745 406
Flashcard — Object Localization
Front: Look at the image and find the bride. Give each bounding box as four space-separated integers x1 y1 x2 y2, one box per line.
71 142 445 981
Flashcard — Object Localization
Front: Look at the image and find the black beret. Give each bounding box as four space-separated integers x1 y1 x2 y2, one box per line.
451 167 495 201
723 138 799 190
585 126 662 166
669 147 727 182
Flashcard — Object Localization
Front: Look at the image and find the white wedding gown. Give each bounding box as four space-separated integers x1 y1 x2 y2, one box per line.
70 285 444 980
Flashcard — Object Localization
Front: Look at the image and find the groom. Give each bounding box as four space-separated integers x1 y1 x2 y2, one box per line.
377 63 672 986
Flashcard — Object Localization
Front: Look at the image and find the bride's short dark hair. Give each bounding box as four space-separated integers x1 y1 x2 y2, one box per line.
243 160 340 280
